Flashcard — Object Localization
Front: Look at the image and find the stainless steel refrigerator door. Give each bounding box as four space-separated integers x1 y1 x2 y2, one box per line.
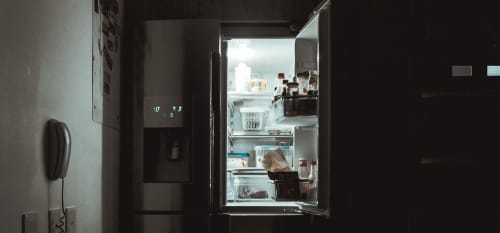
294 0 331 218
133 19 220 218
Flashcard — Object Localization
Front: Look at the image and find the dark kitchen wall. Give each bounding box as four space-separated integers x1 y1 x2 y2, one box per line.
408 1 500 233
0 1 121 233
126 0 322 22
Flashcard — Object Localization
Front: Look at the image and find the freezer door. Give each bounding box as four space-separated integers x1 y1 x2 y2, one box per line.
133 19 220 215
294 0 331 218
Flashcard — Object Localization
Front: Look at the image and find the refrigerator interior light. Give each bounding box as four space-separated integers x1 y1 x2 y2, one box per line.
228 43 255 61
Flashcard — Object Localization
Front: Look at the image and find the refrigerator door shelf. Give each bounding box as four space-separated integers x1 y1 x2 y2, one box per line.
270 98 318 126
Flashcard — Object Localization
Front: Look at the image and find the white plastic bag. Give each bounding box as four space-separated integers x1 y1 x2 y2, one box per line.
261 148 291 172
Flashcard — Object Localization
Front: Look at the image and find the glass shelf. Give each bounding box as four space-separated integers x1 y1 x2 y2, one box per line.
228 130 293 140
228 91 274 100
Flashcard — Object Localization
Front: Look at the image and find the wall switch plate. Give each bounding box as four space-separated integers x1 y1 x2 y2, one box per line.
64 206 76 233
22 211 39 233
48 209 62 233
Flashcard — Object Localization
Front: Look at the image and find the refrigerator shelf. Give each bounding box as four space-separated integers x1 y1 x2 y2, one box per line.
225 201 299 206
229 135 293 139
270 97 318 126
229 130 293 140
228 91 274 101
272 115 318 126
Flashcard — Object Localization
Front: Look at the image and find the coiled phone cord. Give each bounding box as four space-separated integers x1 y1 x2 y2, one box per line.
56 178 66 233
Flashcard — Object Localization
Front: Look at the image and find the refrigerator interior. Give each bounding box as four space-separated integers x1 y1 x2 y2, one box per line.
224 37 320 207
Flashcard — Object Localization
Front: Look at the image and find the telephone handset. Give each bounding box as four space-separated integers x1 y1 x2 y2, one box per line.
47 119 71 180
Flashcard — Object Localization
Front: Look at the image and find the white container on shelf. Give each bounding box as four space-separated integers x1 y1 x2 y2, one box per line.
227 152 249 169
235 62 251 93
240 107 266 130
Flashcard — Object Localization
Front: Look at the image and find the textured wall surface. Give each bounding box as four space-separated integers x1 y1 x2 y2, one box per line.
0 1 120 232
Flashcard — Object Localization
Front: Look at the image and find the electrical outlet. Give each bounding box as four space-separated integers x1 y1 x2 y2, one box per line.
48 209 62 233
64 206 76 233
22 211 39 233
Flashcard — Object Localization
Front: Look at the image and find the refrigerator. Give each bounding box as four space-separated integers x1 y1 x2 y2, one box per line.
131 1 331 232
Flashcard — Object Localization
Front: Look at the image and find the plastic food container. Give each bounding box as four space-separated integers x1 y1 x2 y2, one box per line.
227 152 249 169
254 145 294 169
249 79 267 93
240 107 266 130
231 169 270 200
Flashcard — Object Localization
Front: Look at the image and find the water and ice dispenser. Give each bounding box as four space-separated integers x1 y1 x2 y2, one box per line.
143 95 191 182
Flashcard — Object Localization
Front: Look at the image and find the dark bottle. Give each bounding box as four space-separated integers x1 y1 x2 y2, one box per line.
274 73 285 101
287 77 299 97
281 79 289 98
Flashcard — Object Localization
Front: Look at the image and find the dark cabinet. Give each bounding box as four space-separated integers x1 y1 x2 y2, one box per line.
410 2 500 232
409 163 500 233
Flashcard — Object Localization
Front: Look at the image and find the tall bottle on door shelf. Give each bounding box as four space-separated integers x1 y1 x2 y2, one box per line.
280 79 289 99
298 158 309 200
286 77 299 97
298 159 308 179
273 73 285 101
307 160 318 201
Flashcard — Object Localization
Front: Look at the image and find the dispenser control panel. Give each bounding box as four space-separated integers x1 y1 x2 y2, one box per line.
143 95 184 128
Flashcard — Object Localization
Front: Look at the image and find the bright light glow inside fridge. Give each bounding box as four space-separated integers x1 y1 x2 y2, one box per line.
228 43 256 61
225 38 319 208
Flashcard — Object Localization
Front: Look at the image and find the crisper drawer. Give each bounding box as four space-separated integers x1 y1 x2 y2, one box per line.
230 169 271 201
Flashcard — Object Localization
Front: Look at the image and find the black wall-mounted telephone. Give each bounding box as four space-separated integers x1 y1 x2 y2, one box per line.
47 119 71 180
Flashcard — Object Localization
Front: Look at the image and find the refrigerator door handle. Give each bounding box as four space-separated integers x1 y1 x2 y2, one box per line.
209 50 221 212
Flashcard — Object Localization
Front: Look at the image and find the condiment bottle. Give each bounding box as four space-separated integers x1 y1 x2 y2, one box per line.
308 160 317 185
307 72 318 93
281 79 289 98
287 77 299 97
273 73 285 101
308 160 318 201
298 159 308 179
296 71 310 95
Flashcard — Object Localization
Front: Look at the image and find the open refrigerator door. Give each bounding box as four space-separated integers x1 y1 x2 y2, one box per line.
221 0 331 218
